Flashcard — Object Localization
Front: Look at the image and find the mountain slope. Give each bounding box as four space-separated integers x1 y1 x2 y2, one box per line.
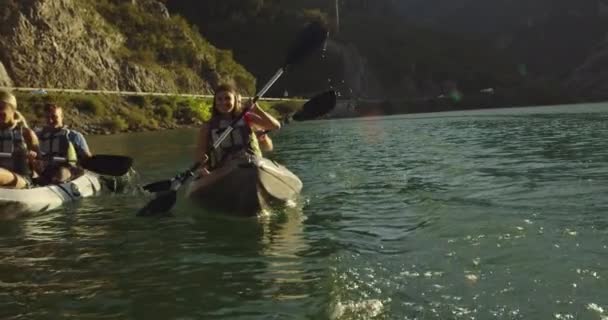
0 0 255 94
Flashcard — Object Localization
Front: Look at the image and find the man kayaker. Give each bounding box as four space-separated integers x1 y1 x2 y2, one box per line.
36 103 92 184
0 90 40 189
195 83 281 171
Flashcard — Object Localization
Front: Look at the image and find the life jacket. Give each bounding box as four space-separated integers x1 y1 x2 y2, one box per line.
37 127 77 163
0 125 30 176
207 115 260 169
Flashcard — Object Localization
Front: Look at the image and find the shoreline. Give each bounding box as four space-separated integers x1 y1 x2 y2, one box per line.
9 87 606 137
9 89 304 136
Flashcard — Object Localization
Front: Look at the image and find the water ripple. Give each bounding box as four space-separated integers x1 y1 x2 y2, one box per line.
2 104 608 319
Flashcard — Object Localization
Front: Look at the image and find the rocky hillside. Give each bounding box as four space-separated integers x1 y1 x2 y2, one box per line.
392 0 608 101
0 61 12 87
0 0 255 94
568 40 608 100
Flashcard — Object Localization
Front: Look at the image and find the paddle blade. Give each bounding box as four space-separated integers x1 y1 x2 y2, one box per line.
80 154 133 176
137 191 177 216
142 179 173 193
284 21 329 67
292 90 337 121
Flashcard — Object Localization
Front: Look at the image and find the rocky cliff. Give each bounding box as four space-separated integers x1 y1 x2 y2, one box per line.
0 61 13 87
0 0 253 94
569 39 608 99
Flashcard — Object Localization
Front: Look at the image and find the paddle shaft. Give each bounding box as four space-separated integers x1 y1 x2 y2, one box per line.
0 152 69 162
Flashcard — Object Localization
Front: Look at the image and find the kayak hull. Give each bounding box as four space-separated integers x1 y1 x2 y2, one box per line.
186 156 302 216
0 171 101 216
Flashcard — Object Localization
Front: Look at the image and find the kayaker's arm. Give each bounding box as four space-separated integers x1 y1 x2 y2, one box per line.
23 128 43 175
195 123 210 166
248 103 281 131
70 131 93 159
23 128 41 161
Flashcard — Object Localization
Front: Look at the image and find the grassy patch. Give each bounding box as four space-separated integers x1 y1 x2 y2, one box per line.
73 96 106 116
175 97 212 123
103 116 129 132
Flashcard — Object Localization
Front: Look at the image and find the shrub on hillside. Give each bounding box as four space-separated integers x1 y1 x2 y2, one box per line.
156 104 174 122
74 96 105 116
103 116 129 132
117 107 159 130
175 98 212 123
127 95 152 108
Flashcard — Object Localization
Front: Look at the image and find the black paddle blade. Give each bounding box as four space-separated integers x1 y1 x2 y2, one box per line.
284 21 329 67
142 179 173 193
80 154 133 176
137 191 177 216
292 90 337 121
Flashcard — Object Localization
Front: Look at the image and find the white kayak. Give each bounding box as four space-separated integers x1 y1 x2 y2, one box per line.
0 171 102 215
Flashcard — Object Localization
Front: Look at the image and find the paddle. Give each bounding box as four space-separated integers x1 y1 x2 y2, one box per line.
142 90 337 194
137 21 328 216
291 90 337 121
80 154 133 176
255 89 337 137
0 151 133 177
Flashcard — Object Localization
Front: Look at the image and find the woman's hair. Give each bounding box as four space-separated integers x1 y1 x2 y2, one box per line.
14 111 29 128
0 90 17 109
0 90 28 128
212 83 243 117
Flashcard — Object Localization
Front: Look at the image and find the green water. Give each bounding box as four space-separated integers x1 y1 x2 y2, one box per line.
1 103 608 319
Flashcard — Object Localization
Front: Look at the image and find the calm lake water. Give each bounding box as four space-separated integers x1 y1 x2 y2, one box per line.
1 103 608 319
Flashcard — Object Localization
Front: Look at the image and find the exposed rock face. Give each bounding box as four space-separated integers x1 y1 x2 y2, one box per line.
0 61 13 87
325 40 384 99
131 0 170 19
569 39 608 100
0 0 212 93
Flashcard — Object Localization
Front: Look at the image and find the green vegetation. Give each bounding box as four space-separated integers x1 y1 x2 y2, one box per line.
12 92 299 134
103 116 129 132
174 97 213 123
73 96 106 116
89 0 257 94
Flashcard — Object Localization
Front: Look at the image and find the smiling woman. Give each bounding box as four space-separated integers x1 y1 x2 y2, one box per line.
196 83 281 170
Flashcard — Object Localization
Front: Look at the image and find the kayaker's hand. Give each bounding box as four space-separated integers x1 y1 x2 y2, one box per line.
200 154 209 165
197 154 210 176
251 101 261 111
26 151 37 161
197 167 210 176
243 98 260 111
32 159 45 174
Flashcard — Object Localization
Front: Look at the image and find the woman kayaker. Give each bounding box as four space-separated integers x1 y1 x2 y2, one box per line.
195 83 281 172
0 90 41 188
